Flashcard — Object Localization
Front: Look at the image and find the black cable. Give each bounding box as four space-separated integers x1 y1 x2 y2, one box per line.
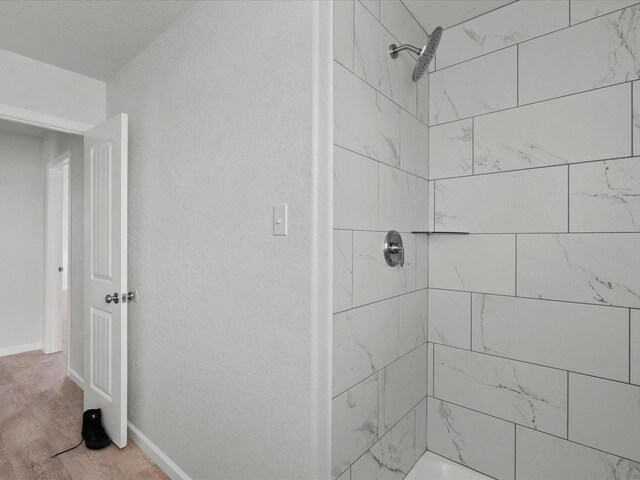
50 439 83 458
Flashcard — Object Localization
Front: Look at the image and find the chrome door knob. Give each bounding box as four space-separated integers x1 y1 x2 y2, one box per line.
105 292 120 304
122 291 136 303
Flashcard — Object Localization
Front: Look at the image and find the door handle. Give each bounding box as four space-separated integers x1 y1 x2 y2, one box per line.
121 291 137 303
105 292 120 304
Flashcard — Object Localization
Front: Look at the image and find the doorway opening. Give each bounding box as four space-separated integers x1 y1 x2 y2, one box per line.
44 152 70 365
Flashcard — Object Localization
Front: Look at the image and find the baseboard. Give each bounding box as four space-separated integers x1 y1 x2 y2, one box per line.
128 422 192 480
68 367 84 390
0 342 42 358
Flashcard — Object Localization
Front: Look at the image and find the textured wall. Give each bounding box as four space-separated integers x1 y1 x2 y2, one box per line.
427 1 640 479
0 129 44 352
332 1 430 478
107 1 330 478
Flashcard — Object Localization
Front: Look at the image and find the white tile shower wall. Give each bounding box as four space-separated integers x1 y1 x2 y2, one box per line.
434 166 568 233
332 1 430 478
569 374 640 462
379 343 427 434
379 164 428 231
427 289 471 349
517 234 640 307
516 426 640 480
398 289 427 356
332 373 379 479
519 5 640 104
570 0 639 24
334 62 400 167
334 229 353 313
352 398 427 480
471 294 629 381
333 298 399 396
354 1 417 112
434 345 568 437
473 84 631 174
633 310 640 385
334 0 354 70
429 119 472 179
427 2 640 479
429 47 517 125
435 0 568 70
379 1 427 50
569 156 640 232
634 81 640 155
428 234 516 295
427 397 515 480
334 146 379 230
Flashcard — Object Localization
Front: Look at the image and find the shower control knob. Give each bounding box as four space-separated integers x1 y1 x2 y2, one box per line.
384 230 405 267
105 292 119 304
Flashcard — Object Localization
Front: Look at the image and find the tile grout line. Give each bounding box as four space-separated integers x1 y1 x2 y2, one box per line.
566 371 570 439
429 79 636 129
516 43 519 107
567 165 571 232
514 234 518 297
334 59 432 129
432 2 640 74
334 143 429 181
514 423 517 479
431 393 640 467
426 285 639 310
431 341 635 387
332 341 428 399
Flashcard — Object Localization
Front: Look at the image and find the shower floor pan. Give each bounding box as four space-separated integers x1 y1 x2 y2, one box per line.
406 452 492 480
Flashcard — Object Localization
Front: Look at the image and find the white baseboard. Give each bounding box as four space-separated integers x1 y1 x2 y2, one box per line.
66 367 188 479
68 367 84 390
128 422 192 480
0 342 42 358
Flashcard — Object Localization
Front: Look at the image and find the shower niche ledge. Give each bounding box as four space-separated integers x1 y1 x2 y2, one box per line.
411 231 469 235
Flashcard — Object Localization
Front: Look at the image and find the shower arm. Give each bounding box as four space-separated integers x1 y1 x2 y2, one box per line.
389 44 424 59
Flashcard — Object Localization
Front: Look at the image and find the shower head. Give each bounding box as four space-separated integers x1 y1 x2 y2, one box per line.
389 26 443 82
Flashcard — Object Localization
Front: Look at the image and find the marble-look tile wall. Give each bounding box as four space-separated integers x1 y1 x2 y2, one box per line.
332 1 429 478
427 1 640 479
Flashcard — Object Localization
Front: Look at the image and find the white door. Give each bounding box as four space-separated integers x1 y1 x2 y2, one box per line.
83 113 128 448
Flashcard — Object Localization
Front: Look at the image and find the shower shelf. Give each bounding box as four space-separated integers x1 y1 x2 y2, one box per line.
411 231 469 235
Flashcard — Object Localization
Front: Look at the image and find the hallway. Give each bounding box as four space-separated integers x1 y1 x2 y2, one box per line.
0 346 168 479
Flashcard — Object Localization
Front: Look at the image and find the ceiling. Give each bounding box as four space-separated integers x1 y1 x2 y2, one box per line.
403 0 516 33
0 0 514 82
0 0 195 81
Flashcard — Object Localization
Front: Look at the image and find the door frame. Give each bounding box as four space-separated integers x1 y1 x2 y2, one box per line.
43 151 70 355
0 103 92 367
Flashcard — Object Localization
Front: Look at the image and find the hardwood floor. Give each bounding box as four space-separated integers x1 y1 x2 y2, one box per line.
0 346 168 479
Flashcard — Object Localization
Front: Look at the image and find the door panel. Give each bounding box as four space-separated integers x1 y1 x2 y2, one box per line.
84 113 128 448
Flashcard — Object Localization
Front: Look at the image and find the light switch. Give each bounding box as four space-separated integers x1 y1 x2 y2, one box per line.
273 204 288 236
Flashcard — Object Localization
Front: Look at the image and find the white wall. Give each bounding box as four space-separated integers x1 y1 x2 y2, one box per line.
0 129 45 353
107 1 331 479
0 48 105 127
42 132 84 379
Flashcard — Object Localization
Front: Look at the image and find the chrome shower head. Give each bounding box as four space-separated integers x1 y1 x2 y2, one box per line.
389 26 443 82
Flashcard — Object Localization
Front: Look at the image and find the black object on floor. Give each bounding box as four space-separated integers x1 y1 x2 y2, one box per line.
50 408 112 458
82 408 112 450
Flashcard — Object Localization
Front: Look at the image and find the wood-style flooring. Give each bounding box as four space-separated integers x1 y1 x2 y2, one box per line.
0 344 169 479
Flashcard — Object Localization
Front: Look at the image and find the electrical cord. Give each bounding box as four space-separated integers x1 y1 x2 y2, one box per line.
50 439 83 458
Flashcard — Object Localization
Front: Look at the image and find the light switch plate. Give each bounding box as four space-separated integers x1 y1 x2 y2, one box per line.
273 204 288 236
